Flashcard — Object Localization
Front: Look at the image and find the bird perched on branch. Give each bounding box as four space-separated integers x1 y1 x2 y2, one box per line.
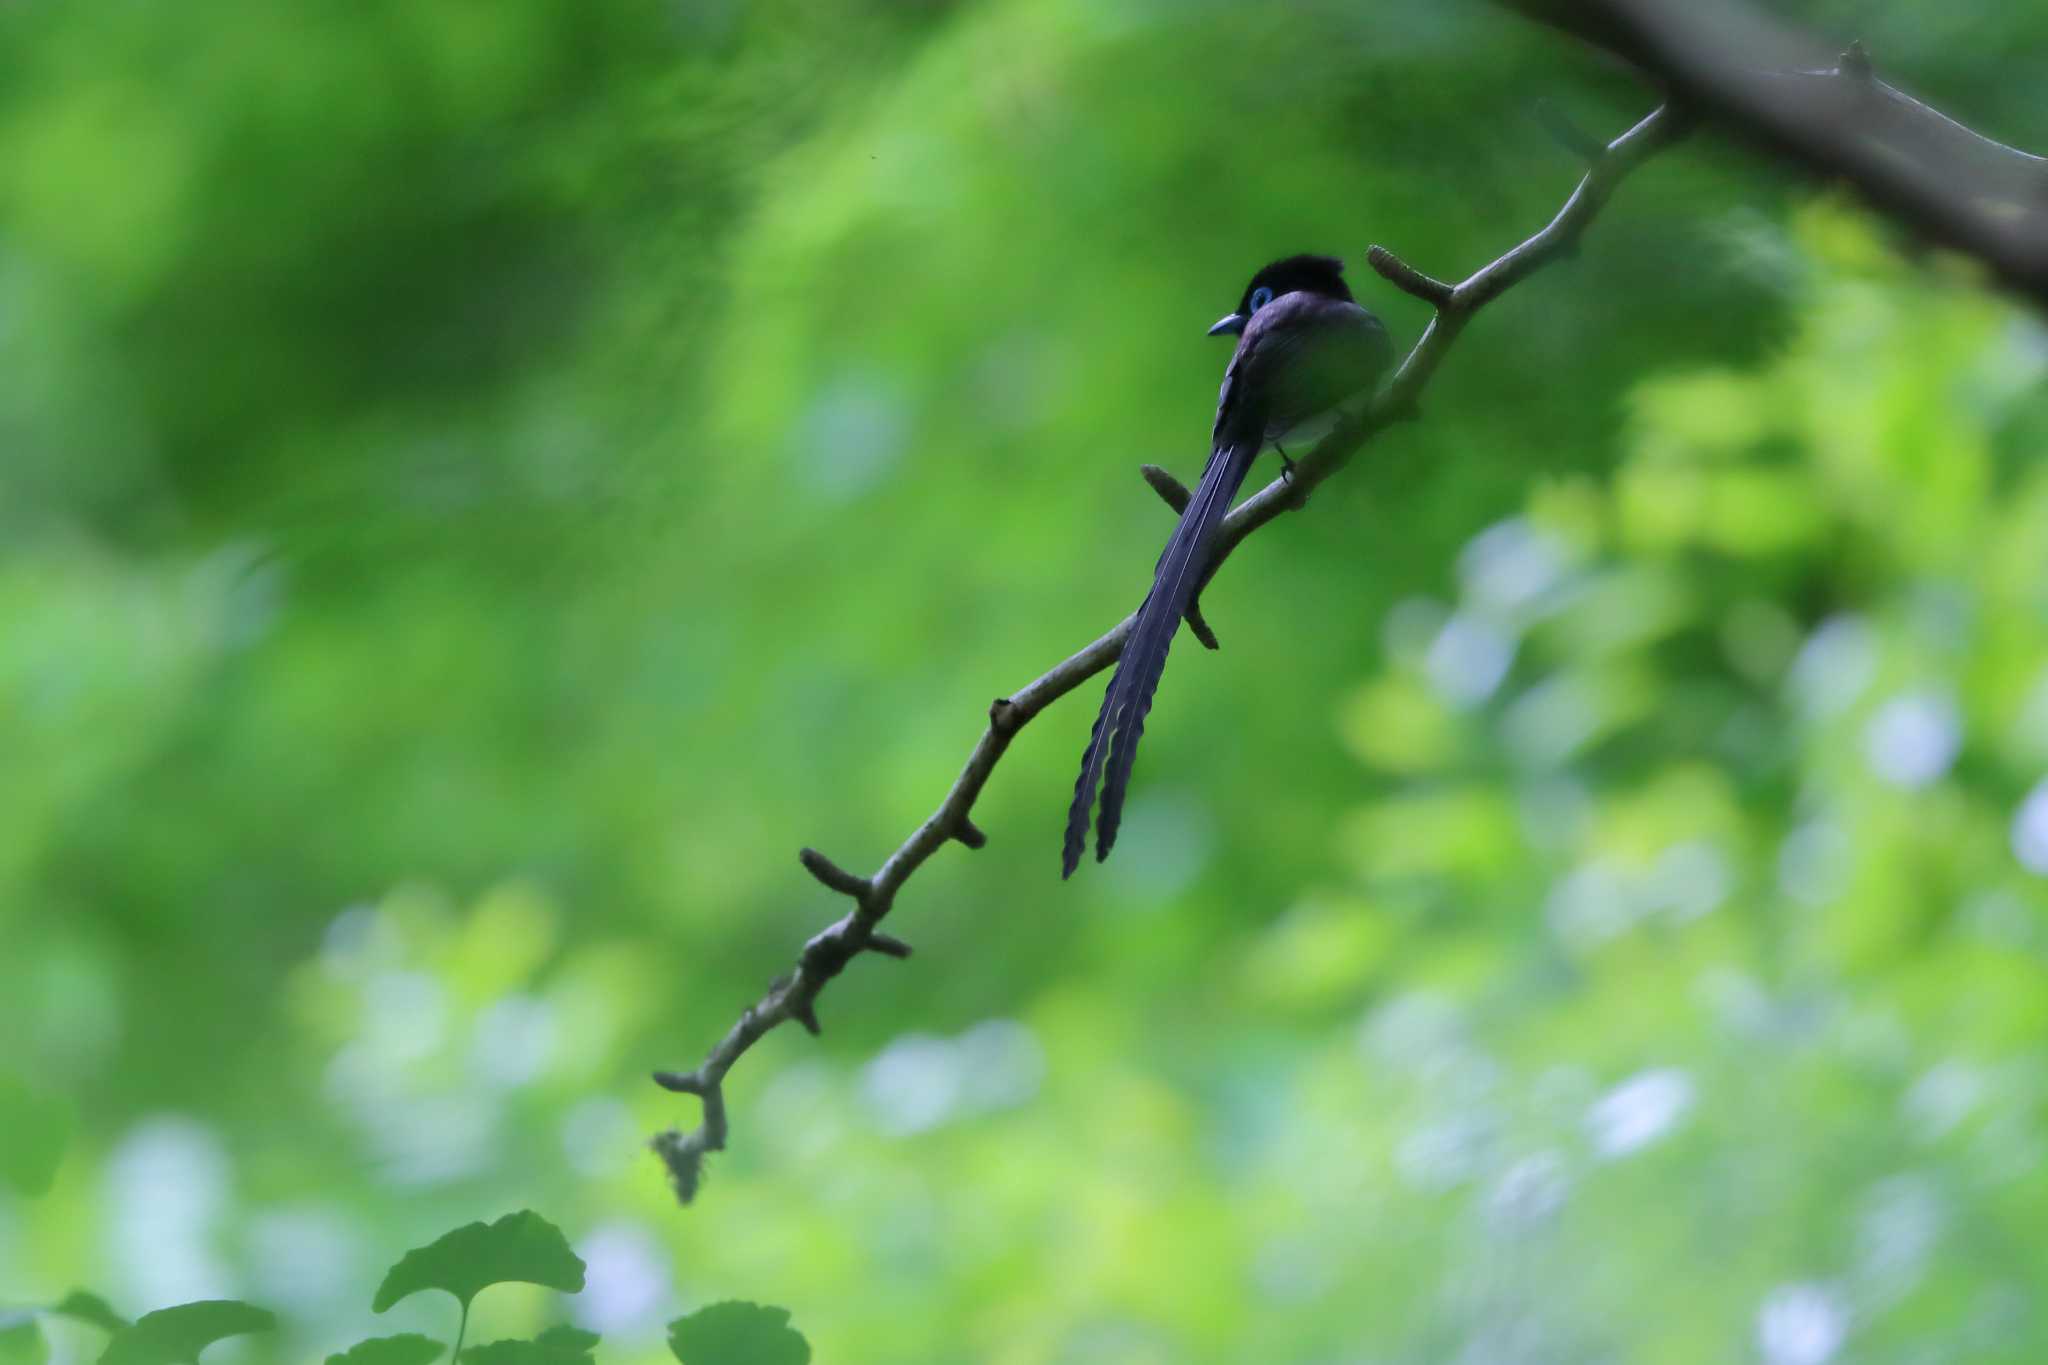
1062 254 1393 877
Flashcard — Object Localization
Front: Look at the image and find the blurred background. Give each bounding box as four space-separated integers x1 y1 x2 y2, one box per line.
3 0 2047 1360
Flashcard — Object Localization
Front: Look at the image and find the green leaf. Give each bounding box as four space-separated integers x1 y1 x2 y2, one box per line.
458 1344 547 1365
0 1313 47 1365
50 1293 128 1335
0 1073 74 1198
457 1332 596 1365
372 1212 586 1315
667 1303 809 1365
324 1335 445 1365
97 1301 276 1365
532 1327 598 1359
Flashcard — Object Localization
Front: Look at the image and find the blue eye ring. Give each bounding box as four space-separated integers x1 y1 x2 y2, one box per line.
1248 286 1274 312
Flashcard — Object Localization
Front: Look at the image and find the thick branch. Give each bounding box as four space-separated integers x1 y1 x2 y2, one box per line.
650 103 1681 1206
1498 0 2048 305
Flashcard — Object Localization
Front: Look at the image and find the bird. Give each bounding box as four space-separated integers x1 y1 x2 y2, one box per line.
1061 254 1394 878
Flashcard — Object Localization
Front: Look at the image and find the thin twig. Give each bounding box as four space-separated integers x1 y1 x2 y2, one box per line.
650 103 1682 1206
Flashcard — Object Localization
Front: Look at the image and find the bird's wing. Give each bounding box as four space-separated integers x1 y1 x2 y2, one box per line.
1243 296 1392 436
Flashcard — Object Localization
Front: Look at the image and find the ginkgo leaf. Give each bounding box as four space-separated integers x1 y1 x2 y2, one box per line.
97 1301 276 1365
51 1293 128 1335
0 1073 73 1198
667 1303 809 1365
459 1344 550 1365
324 1334 445 1365
531 1327 598 1359
457 1330 596 1365
372 1212 586 1315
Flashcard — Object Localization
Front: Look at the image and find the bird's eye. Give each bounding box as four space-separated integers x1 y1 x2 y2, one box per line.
1249 286 1273 312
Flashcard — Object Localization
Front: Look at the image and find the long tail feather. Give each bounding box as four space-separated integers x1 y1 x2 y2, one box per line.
1062 442 1256 876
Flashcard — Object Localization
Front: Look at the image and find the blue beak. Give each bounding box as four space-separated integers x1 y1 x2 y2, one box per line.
1207 312 1246 337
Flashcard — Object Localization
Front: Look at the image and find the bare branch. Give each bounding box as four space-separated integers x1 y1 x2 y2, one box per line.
1140 463 1193 511
797 847 869 898
867 933 915 959
1497 0 2048 304
650 104 1682 1205
1368 249 1457 306
1179 601 1222 653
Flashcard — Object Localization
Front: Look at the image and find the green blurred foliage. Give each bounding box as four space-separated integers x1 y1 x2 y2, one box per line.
0 1315 44 1365
3 0 2047 1361
0 1073 73 1199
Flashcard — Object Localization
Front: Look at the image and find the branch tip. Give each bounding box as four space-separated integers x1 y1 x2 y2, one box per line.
953 818 988 849
1366 246 1456 307
799 846 870 898
867 933 914 959
791 999 822 1036
1141 463 1193 513
653 1069 705 1095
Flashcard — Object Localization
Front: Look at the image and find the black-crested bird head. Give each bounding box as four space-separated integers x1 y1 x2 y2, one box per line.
1208 254 1352 336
